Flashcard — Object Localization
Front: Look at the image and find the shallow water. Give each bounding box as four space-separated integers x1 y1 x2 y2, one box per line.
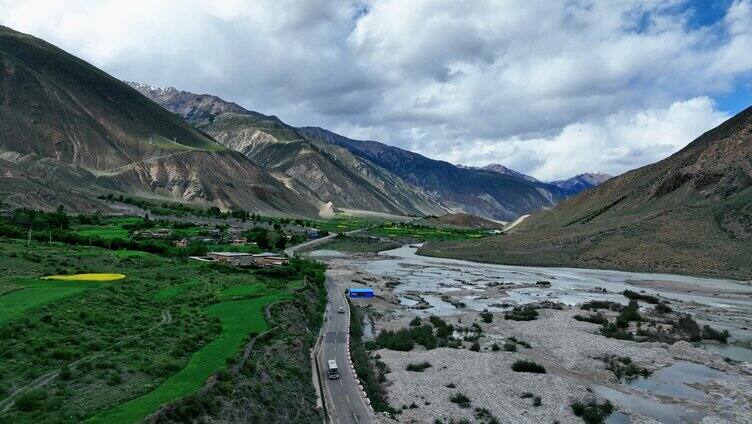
626 361 738 402
699 342 752 362
593 385 704 424
359 246 752 336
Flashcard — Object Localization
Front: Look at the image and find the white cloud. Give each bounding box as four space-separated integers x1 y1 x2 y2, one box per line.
1 0 751 179
441 97 729 180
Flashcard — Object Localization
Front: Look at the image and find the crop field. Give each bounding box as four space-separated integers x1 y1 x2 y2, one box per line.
0 229 325 423
366 222 490 242
312 215 389 233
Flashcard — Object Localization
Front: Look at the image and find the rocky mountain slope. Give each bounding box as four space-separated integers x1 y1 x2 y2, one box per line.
477 163 540 183
0 26 314 215
299 127 571 221
421 106 752 279
550 172 612 194
129 83 447 217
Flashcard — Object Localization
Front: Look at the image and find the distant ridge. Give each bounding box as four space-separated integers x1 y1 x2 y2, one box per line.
420 105 752 279
299 127 571 221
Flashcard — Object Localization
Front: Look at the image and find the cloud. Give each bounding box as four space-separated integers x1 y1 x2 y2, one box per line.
1 0 751 179
439 97 730 180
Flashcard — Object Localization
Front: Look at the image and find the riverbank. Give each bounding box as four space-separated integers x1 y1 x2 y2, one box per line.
308 246 752 424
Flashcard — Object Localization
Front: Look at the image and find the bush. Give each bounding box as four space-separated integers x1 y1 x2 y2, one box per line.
371 325 437 351
491 343 500 352
622 290 660 304
503 341 517 352
504 305 539 321
429 315 454 339
14 389 47 412
532 396 542 407
450 392 471 408
654 303 672 314
470 341 481 351
511 359 546 374
573 313 608 325
508 337 531 348
409 316 422 327
405 362 432 372
615 300 641 327
480 310 493 323
702 325 730 344
675 314 702 341
580 300 623 312
604 356 651 379
571 399 614 424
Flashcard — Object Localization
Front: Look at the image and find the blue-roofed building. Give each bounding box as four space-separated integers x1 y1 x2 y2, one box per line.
347 287 374 298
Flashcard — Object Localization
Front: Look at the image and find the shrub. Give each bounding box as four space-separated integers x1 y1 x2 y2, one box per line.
371 325 437 351
533 396 542 407
405 362 432 372
654 303 672 314
480 310 493 323
446 383 456 388
503 341 517 352
504 305 539 321
573 313 608 325
520 392 534 398
580 300 623 312
702 325 730 344
508 337 531 348
571 399 614 424
491 343 500 352
622 290 660 304
15 389 47 412
600 322 634 340
409 316 422 327
511 359 546 374
450 392 471 408
615 300 641 327
470 341 481 351
429 315 455 340
604 356 651 379
675 314 702 341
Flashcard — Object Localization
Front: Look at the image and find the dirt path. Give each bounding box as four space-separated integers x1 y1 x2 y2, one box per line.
0 309 173 412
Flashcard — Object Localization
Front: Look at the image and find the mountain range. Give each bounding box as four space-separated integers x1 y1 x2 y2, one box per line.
421 105 752 279
0 25 610 220
0 25 312 216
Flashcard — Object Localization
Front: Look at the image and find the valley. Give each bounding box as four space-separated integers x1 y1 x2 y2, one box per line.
0 11 751 424
306 244 752 424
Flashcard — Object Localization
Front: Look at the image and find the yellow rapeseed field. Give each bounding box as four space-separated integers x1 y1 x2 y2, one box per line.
42 273 126 282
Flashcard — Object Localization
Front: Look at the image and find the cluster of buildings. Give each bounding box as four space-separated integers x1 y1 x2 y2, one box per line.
191 251 288 268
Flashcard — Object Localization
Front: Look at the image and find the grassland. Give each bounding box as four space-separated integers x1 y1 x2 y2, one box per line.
0 226 325 423
88 294 286 424
365 222 490 243
303 234 400 254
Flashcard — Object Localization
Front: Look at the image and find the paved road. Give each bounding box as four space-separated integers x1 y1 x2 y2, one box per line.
319 274 373 424
284 228 366 256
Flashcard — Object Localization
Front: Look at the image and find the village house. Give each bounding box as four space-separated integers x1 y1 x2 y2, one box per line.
252 252 289 267
174 238 188 247
133 228 172 239
206 252 255 266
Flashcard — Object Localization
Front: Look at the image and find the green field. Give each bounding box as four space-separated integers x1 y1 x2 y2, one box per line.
306 235 401 253
0 278 99 325
88 294 286 424
366 222 489 242
0 224 325 424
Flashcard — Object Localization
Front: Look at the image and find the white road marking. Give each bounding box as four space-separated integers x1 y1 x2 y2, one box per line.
339 380 344 386
346 394 350 403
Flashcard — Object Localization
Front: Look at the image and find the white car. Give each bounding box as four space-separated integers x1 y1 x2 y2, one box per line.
337 306 345 314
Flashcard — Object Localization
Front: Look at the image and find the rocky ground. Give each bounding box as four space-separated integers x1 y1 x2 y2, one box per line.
316 251 752 424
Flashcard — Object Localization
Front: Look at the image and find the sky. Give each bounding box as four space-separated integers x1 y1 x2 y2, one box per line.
2 0 751 180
